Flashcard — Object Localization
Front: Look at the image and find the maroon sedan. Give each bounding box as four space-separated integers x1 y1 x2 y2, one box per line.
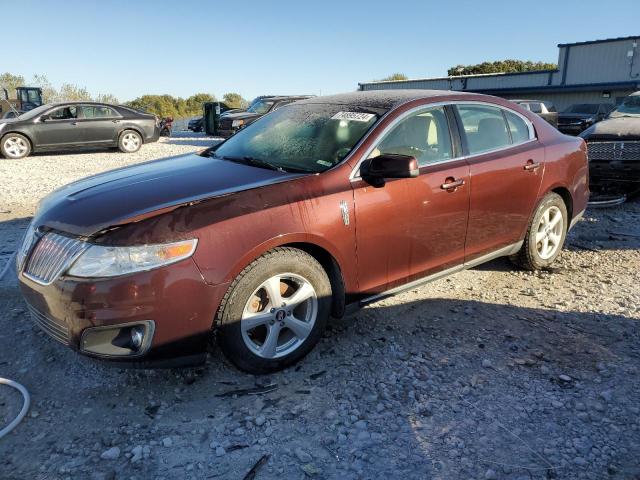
17 91 588 373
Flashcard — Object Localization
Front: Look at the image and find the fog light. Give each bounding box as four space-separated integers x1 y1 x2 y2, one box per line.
80 321 155 358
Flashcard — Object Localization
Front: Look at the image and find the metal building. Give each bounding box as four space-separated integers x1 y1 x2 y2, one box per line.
358 36 640 111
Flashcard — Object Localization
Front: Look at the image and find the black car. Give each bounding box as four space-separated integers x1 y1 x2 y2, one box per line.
217 95 313 137
0 102 159 159
188 117 204 132
580 92 640 205
557 103 614 135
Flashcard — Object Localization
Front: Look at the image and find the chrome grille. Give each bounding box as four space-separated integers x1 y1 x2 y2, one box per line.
26 304 70 345
23 232 88 285
587 141 640 161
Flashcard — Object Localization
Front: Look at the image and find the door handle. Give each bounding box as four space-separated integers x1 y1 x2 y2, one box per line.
524 160 541 171
112 119 120 123
441 178 465 190
70 122 78 126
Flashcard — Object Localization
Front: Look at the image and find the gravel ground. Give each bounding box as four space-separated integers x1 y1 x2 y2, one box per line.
0 137 639 480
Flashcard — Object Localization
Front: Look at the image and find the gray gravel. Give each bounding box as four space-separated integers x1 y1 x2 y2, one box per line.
0 138 639 479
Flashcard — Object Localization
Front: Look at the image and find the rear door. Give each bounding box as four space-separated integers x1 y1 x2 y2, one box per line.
33 105 82 147
78 105 121 144
454 103 544 262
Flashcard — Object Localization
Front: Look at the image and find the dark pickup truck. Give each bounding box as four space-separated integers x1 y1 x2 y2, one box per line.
217 95 313 137
510 100 558 128
558 103 614 135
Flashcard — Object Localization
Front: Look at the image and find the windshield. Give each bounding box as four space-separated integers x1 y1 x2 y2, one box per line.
247 100 274 115
210 104 380 173
564 104 599 114
613 95 640 115
17 104 51 120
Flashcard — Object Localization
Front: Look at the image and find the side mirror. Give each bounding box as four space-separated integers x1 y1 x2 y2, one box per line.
360 154 419 187
40 114 50 122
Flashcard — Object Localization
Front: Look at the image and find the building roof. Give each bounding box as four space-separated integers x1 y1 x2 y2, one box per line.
558 35 640 48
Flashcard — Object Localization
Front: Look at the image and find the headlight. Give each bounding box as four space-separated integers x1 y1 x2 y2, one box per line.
67 239 197 278
231 119 244 128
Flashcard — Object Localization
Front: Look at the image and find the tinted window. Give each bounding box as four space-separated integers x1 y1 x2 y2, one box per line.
48 106 78 120
529 103 543 113
565 104 599 114
81 105 118 118
456 105 511 154
370 107 452 166
247 100 274 114
505 111 530 144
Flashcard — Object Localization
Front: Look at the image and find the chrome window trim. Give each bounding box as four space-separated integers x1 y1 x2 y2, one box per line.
349 100 536 181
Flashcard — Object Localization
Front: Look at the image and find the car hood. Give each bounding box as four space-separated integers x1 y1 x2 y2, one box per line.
33 153 305 237
221 111 261 122
580 117 640 141
0 117 19 125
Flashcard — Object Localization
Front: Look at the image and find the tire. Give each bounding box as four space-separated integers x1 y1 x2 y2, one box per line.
216 247 331 374
510 192 568 270
118 130 143 153
1 133 31 159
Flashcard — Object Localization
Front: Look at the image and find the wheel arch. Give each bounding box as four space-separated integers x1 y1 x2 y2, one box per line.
1 130 34 149
550 186 573 221
218 234 350 320
118 126 145 144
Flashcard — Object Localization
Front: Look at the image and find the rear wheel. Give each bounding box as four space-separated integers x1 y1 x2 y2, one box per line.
216 248 331 374
1 133 31 159
118 130 142 153
510 192 568 270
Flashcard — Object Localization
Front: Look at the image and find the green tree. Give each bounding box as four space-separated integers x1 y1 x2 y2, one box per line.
186 93 215 115
31 74 57 103
222 92 248 109
377 73 409 82
447 60 557 76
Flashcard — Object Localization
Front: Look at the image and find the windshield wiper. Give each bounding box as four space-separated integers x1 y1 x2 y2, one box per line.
221 155 285 172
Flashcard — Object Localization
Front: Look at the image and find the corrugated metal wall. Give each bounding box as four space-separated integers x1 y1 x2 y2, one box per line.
359 36 640 109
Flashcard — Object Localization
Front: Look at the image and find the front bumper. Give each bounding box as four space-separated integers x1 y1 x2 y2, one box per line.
18 258 229 366
589 160 640 196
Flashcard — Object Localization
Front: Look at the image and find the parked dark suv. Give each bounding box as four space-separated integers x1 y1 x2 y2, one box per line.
217 95 313 137
17 91 588 373
0 102 159 159
558 103 614 135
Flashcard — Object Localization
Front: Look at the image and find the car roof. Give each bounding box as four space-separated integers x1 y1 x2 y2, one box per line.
257 95 314 101
295 89 475 110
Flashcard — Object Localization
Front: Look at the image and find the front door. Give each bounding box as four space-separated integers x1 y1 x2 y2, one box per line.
78 105 121 144
352 105 470 294
454 104 545 262
34 105 82 147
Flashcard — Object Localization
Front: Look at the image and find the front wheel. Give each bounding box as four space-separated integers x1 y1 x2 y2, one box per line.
510 192 568 270
1 133 31 159
216 248 331 374
118 130 142 153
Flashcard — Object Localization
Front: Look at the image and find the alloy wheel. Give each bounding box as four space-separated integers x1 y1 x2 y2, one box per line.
3 136 29 158
122 133 141 152
535 205 563 260
241 273 318 359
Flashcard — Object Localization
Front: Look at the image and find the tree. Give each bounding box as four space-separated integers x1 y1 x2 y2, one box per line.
377 73 409 82
32 74 57 103
53 83 92 102
0 72 26 95
223 92 248 109
447 60 557 77
185 93 215 116
95 93 120 104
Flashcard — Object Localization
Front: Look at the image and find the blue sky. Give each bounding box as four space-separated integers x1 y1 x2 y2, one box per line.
6 0 640 102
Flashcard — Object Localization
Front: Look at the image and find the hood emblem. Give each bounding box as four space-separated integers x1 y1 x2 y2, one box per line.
339 200 349 226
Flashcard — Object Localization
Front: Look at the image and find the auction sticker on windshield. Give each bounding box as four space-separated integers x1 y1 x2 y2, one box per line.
331 112 376 122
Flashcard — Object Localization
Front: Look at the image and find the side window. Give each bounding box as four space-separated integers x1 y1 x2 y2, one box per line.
370 106 453 166
81 105 118 118
456 105 511 155
529 103 543 113
505 111 531 144
48 106 77 120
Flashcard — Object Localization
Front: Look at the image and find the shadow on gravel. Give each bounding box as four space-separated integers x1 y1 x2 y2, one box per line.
1 280 638 479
